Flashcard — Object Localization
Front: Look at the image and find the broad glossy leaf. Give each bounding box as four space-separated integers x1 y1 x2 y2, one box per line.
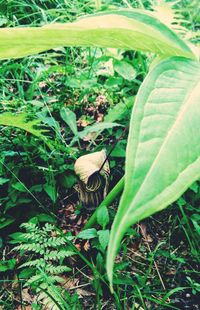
0 10 193 60
107 57 200 287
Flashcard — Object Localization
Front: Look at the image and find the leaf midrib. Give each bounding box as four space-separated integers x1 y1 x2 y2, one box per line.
127 74 200 209
0 23 189 56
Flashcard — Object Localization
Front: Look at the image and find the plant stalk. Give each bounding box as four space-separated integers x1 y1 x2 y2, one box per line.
84 176 125 229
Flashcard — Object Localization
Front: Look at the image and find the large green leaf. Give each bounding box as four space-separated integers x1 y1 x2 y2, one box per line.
0 112 49 145
0 10 193 60
106 57 200 287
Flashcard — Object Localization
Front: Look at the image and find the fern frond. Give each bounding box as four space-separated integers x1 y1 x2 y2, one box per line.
36 289 62 310
20 258 46 268
43 223 57 232
45 264 71 275
37 293 60 310
26 274 44 286
40 275 64 284
13 221 73 309
44 250 75 261
13 243 45 254
20 222 38 232
44 237 67 247
18 232 42 242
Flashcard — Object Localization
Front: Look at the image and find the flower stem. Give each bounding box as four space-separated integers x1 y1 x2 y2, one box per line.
84 176 125 229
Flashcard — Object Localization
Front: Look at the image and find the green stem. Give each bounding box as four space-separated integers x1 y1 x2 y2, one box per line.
95 0 101 10
84 176 125 229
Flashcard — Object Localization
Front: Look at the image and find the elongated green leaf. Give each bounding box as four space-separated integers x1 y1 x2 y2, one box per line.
0 10 193 60
106 57 200 287
79 122 122 139
77 228 98 240
43 184 57 203
0 216 15 229
60 107 78 136
0 177 9 185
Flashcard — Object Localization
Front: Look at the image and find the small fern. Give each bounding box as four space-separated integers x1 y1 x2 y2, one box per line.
44 250 75 261
28 272 69 310
10 221 76 310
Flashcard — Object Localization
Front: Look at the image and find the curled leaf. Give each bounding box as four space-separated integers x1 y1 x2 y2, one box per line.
74 150 110 209
74 150 109 184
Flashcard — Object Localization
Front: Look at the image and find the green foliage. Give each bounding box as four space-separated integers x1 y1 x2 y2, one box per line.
77 228 98 240
97 229 110 250
104 97 134 123
0 177 9 185
60 107 78 137
0 258 16 272
10 221 75 309
113 59 137 81
11 222 75 273
60 106 122 144
107 57 200 285
97 205 109 229
0 112 47 139
0 10 193 60
0 1 200 308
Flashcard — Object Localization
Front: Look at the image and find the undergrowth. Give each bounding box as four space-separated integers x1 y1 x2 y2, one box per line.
0 0 200 309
